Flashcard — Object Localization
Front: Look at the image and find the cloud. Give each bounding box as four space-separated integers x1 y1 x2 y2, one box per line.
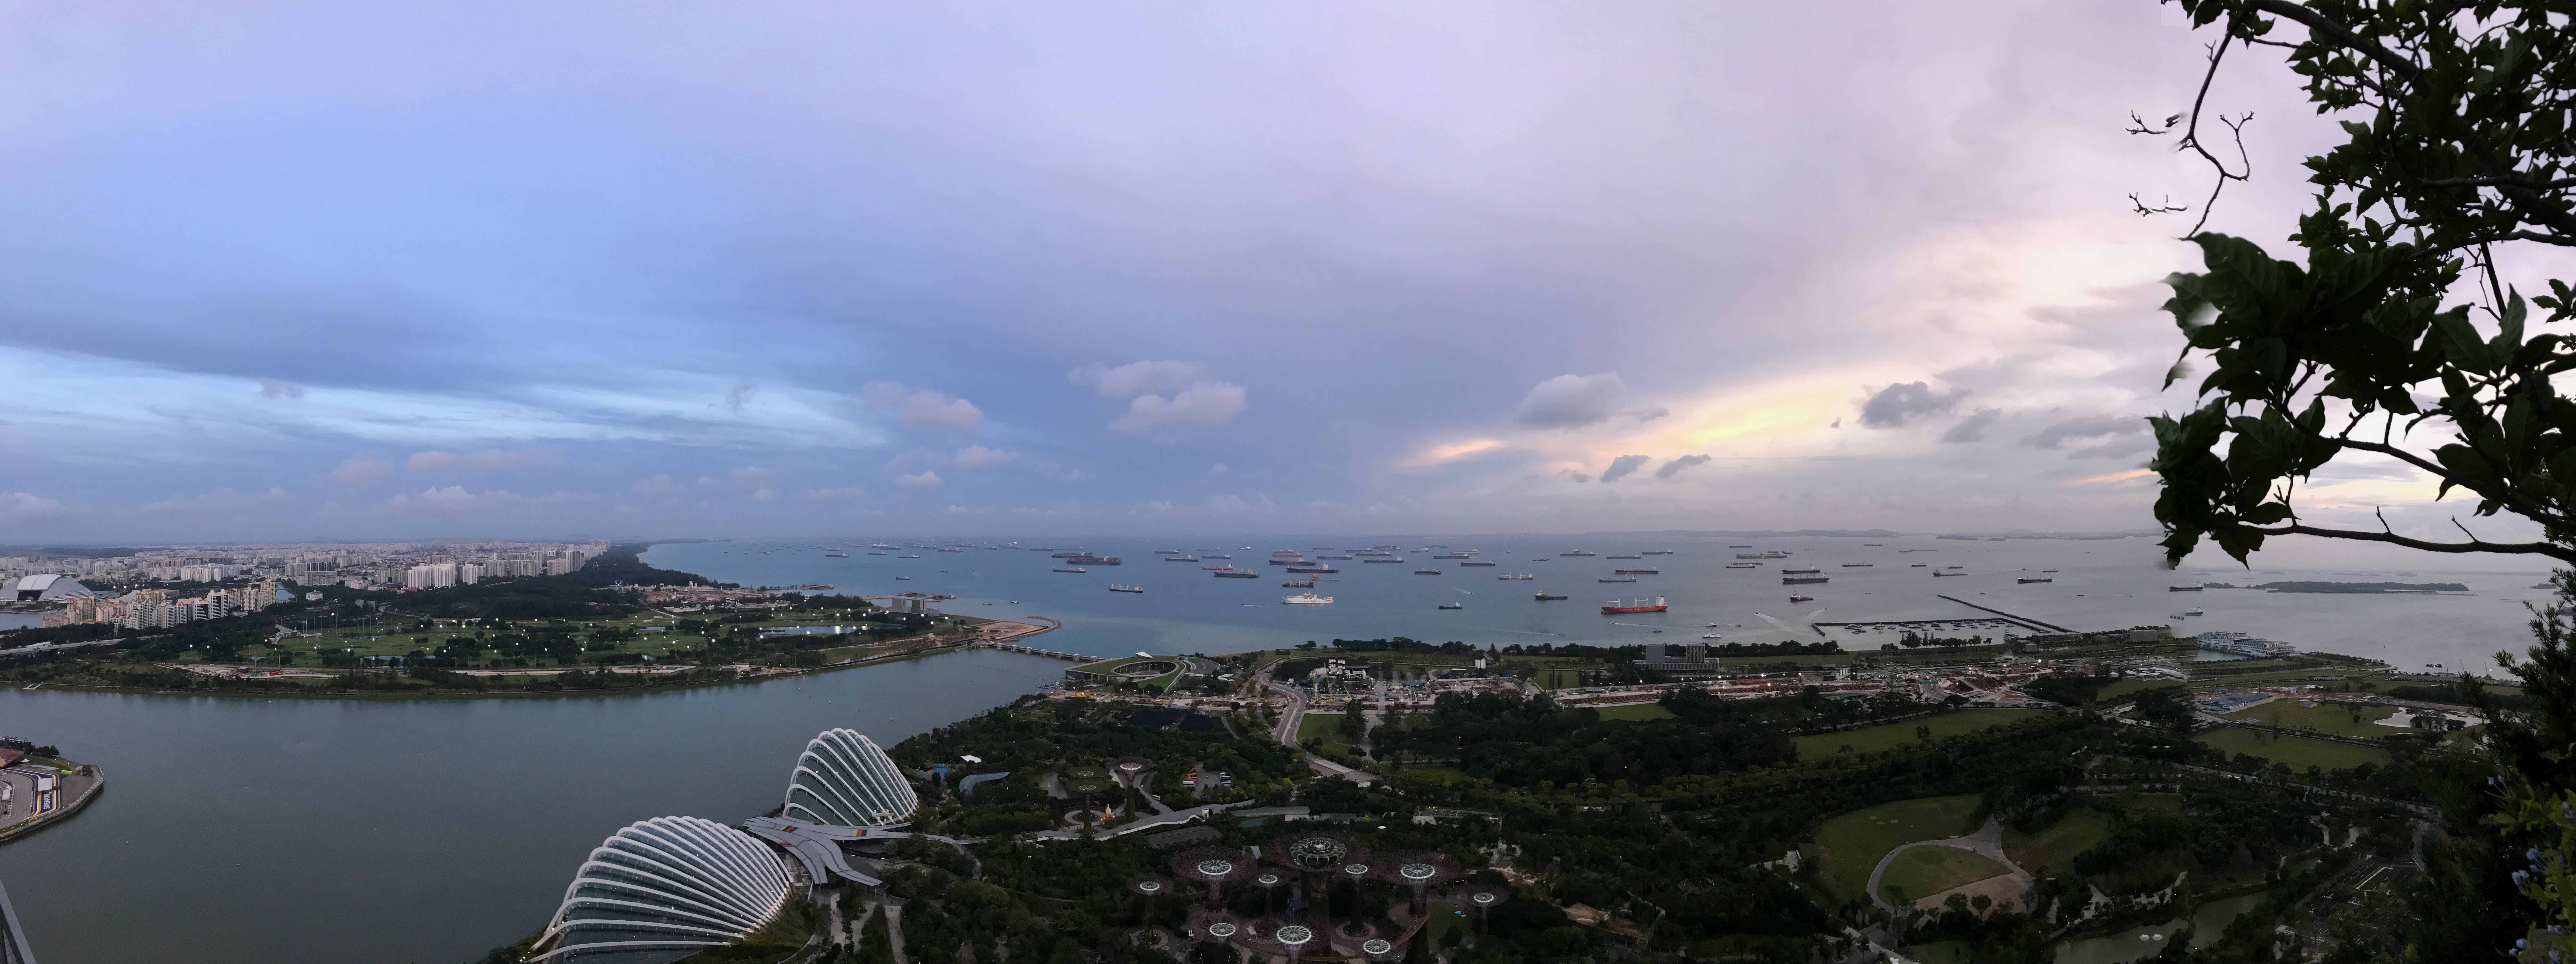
329 455 392 487
1940 409 2002 443
140 487 288 514
1599 454 1653 482
751 488 777 502
407 451 454 472
895 470 943 489
1512 373 1630 429
0 492 67 522
257 378 304 400
1655 454 1713 479
724 378 757 414
2020 414 2144 450
1210 463 1228 474
631 474 676 496
1568 472 1593 483
387 485 485 515
954 445 1017 471
729 466 778 488
409 448 530 473
798 486 867 501
1111 381 1248 432
1859 381 1965 428
860 381 983 431
1069 360 1213 398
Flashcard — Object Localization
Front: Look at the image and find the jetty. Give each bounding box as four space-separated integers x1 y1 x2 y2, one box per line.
1933 595 2072 633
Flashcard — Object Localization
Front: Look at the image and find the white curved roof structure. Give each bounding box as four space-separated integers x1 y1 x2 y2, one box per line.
10 575 90 602
782 728 918 828
532 816 793 964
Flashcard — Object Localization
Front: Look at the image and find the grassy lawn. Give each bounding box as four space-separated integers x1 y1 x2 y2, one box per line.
2003 809 2112 875
1809 794 1987 902
1792 708 2049 758
1591 703 1677 721
2097 678 2184 704
1878 846 2009 906
2222 699 2401 738
1296 713 1363 755
2196 727 2391 771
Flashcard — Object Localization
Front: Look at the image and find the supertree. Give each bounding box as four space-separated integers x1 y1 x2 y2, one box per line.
1370 853 1462 917
1173 846 1256 909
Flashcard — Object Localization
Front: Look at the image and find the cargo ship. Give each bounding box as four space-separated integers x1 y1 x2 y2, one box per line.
1434 552 1475 559
1414 569 1442 575
2017 577 2052 584
1784 575 1828 585
1286 566 1340 573
1607 555 1643 560
1724 562 1760 569
1642 550 1674 555
1066 554 1121 565
1735 551 1791 559
1155 549 1181 554
1459 561 1496 567
1535 592 1568 600
1499 573 1534 580
1363 558 1404 563
1562 550 1597 557
1933 570 1966 576
1203 564 1232 570
1164 556 1199 562
1282 580 1315 588
1790 595 1814 602
1613 568 1660 575
1438 602 1464 610
1268 558 1303 565
1601 597 1668 614
824 550 849 558
2169 584 2203 592
1281 592 1333 605
1841 563 1873 567
1214 569 1260 579
1053 566 1087 574
1600 577 1637 583
1781 566 1821 574
1109 584 1143 593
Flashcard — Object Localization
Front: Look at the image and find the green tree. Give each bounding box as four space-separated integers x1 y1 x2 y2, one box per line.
2147 7 2576 958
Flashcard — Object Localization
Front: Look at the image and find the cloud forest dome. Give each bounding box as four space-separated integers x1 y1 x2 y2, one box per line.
782 728 918 828
532 816 794 964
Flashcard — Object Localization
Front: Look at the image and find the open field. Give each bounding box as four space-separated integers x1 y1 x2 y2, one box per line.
2196 727 2391 770
2096 678 2184 705
1793 708 2049 758
2003 809 2112 875
1296 713 1362 756
2221 700 2401 738
1591 703 1677 721
1878 846 2010 906
1809 794 1986 901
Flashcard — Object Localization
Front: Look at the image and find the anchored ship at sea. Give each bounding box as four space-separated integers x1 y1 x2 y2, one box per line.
1109 584 1143 593
1281 592 1333 605
1601 596 1668 614
1784 575 1828 585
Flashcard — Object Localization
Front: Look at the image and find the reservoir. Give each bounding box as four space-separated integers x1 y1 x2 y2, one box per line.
0 648 1066 964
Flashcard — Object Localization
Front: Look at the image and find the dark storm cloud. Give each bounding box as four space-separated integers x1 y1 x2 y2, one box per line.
1859 382 1965 428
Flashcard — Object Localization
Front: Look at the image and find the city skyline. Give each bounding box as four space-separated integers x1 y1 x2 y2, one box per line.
0 2 2506 552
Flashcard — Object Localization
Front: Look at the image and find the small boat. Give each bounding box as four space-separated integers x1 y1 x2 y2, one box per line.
1437 602 1464 610
1054 566 1088 574
1281 592 1333 605
1110 584 1143 593
1790 595 1814 602
1534 593 1568 601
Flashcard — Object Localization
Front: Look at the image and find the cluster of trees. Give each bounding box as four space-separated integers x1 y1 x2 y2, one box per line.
0 736 61 758
1370 690 1798 787
1892 633 1994 649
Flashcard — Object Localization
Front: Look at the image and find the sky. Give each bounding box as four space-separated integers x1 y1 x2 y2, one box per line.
0 1 2523 549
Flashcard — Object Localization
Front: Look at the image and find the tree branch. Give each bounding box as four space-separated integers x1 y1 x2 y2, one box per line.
2249 522 2576 563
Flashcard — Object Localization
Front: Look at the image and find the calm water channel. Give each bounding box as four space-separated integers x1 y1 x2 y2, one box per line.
0 649 1065 964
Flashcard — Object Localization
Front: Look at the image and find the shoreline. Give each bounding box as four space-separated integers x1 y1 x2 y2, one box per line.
9 618 1057 704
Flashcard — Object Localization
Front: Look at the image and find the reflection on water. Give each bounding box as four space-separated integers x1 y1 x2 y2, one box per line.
0 649 1063 964
2051 891 2270 964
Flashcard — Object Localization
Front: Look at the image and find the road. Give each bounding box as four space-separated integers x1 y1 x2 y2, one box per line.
1263 678 1376 786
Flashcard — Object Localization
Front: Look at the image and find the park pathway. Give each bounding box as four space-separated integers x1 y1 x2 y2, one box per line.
1863 815 2034 914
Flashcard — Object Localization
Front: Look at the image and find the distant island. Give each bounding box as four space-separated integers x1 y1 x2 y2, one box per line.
2204 581 2470 593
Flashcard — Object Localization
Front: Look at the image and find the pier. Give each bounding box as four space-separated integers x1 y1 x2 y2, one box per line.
1932 595 2071 633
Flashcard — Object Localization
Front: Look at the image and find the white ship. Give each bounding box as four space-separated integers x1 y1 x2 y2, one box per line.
1281 592 1333 605
2196 630 2294 658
